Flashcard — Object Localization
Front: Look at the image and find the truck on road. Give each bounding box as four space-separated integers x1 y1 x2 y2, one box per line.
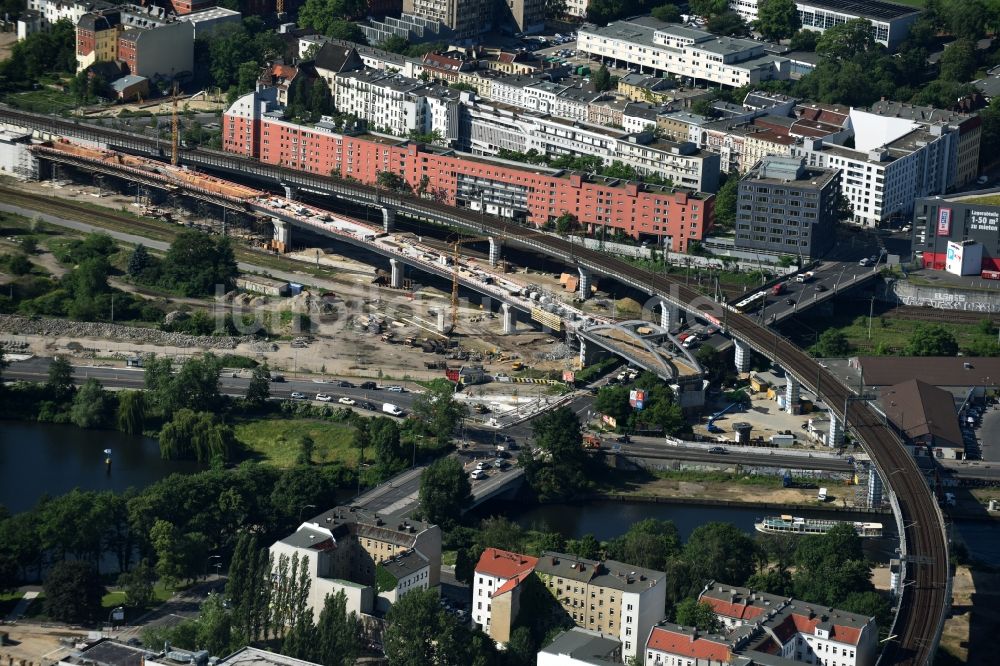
382 403 404 416
795 272 815 283
771 282 787 296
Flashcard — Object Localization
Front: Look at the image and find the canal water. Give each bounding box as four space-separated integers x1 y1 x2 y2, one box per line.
485 499 902 563
0 421 201 514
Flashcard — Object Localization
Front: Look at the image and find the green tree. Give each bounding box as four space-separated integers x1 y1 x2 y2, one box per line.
606 519 680 571
150 519 185 589
118 559 156 608
43 561 106 623
158 409 236 463
117 390 145 436
690 0 728 16
412 378 467 446
195 594 234 657
418 457 471 528
651 4 681 22
314 590 361 666
298 0 368 31
555 213 579 234
127 244 152 278
594 384 632 426
566 534 602 560
811 329 851 357
325 20 367 43
674 598 722 632
46 355 74 401
707 11 748 36
159 230 238 297
6 253 31 275
950 0 987 39
754 0 800 40
246 363 271 409
712 173 738 228
69 377 112 429
906 324 959 357
524 407 590 501
683 522 758 586
384 589 492 665
592 64 612 92
792 523 873 606
816 18 878 60
789 28 820 51
940 38 978 83
379 35 411 54
746 567 793 596
841 590 891 630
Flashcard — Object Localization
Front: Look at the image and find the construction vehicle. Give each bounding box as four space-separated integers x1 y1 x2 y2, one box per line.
511 361 524 371
583 433 602 449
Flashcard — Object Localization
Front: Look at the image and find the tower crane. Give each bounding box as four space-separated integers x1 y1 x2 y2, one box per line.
170 82 179 166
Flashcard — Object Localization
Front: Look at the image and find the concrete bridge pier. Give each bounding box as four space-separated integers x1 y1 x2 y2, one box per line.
282 184 296 200
785 373 800 414
272 218 291 253
578 336 609 368
389 258 403 288
382 206 395 233
501 303 515 334
489 236 502 267
829 415 844 448
578 267 592 300
660 299 679 330
734 339 751 374
436 309 447 333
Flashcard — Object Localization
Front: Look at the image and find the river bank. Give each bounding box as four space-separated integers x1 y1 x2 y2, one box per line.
591 471 890 514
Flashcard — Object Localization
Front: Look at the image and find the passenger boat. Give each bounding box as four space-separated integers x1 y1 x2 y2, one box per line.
754 515 883 538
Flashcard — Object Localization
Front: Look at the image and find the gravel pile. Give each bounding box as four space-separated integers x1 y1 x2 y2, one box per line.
0 314 254 349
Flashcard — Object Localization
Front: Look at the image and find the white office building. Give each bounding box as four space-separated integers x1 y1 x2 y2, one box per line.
728 0 921 49
577 17 790 89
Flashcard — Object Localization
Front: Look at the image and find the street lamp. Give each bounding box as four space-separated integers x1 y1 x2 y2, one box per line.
299 504 317 522
108 605 124 629
206 554 222 579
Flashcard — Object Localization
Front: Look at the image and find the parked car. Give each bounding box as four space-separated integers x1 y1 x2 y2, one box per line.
470 469 486 480
316 393 332 402
290 391 305 399
476 461 488 471
338 396 356 405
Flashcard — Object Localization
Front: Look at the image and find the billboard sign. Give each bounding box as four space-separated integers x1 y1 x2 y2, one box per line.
946 241 963 274
937 207 952 236
629 389 646 410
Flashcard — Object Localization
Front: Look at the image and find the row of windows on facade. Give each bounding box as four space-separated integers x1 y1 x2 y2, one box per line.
736 235 810 246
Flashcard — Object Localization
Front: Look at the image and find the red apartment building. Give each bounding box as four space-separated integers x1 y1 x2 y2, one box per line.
223 89 714 250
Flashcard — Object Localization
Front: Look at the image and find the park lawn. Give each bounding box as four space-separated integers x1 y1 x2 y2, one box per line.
234 418 360 467
821 314 995 355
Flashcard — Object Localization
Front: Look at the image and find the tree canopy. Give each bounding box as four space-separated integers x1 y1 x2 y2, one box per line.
157 230 238 297
754 0 801 41
418 457 471 528
906 324 959 357
44 561 106 624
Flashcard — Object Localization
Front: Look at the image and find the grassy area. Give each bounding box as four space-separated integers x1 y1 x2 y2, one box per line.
441 550 457 567
650 469 786 487
790 301 999 355
0 590 24 617
4 88 79 114
101 581 173 611
234 418 360 467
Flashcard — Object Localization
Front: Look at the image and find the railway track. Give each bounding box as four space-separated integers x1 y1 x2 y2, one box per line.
0 107 949 665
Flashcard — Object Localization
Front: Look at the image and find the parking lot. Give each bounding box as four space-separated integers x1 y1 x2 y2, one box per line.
968 401 1000 461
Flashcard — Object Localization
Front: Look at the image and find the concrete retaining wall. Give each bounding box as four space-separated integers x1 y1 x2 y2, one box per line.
882 279 1000 313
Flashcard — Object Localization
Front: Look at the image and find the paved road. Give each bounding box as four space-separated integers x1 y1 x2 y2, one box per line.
619 438 854 472
4 356 420 412
114 577 227 639
977 407 1000 463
